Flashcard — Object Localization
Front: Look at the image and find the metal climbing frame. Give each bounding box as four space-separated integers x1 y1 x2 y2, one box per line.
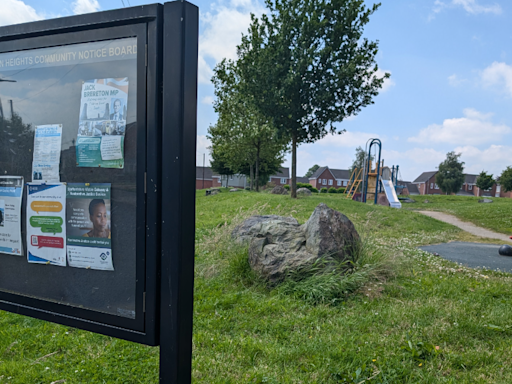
363 138 382 204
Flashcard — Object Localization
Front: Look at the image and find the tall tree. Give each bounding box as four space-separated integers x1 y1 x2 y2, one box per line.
236 0 389 197
210 59 287 191
476 171 495 192
436 152 465 195
304 165 320 178
350 146 374 173
499 166 512 193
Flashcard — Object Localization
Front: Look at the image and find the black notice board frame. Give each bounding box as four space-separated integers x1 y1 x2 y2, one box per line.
0 2 198 364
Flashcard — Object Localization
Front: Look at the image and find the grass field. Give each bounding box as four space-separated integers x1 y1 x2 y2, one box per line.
1 192 512 383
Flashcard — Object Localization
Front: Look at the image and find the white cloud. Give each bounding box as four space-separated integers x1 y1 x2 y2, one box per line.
72 0 100 15
448 74 467 86
201 96 215 105
452 0 501 14
454 145 512 176
375 69 395 93
431 0 501 17
317 131 380 148
197 135 212 166
198 0 265 84
0 0 43 26
481 62 512 96
408 108 510 146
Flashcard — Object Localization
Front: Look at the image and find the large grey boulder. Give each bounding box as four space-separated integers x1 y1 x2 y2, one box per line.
271 186 288 195
304 203 359 261
247 219 311 283
235 204 359 283
232 215 299 245
297 187 312 196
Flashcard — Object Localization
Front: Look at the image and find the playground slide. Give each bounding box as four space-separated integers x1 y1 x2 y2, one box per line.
380 179 402 209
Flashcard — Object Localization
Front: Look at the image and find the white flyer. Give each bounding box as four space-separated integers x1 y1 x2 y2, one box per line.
32 124 62 183
0 176 24 256
100 136 123 160
26 183 67 266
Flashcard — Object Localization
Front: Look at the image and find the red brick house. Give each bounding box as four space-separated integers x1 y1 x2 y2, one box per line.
196 166 221 189
412 171 512 197
269 168 290 186
308 166 350 189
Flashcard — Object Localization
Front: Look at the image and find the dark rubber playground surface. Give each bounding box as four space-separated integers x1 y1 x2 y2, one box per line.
420 242 512 273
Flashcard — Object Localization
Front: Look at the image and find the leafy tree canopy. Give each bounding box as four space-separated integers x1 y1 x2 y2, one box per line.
476 171 495 191
304 165 320 178
499 166 512 193
235 0 389 197
436 151 465 195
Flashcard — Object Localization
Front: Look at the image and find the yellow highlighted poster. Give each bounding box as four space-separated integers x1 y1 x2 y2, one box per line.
26 183 66 266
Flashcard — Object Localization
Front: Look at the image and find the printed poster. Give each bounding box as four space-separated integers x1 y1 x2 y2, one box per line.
32 124 62 183
0 176 24 256
27 183 66 266
66 183 113 271
76 78 129 169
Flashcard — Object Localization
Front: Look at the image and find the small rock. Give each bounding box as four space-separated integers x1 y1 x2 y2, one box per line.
271 186 288 195
230 188 241 192
423 200 430 203
297 187 312 196
478 198 493 203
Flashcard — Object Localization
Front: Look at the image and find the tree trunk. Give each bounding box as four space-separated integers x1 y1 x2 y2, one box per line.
249 163 254 191
291 132 297 199
255 144 260 192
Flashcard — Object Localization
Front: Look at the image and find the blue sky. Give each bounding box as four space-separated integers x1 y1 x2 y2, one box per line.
3 0 512 181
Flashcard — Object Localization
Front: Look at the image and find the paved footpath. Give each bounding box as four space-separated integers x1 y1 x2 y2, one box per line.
418 210 512 243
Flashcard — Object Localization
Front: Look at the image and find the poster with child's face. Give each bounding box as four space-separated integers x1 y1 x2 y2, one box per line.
0 200 4 227
66 183 114 271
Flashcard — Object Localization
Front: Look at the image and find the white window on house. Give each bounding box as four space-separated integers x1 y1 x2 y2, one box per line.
435 184 439 189
230 175 233 180
337 180 342 186
328 179 333 186
430 183 433 189
322 179 326 185
281 178 287 184
469 184 473 190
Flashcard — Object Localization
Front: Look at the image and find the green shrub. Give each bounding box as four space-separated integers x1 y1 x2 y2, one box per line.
297 182 313 191
328 187 337 193
338 187 346 193
311 187 319 193
320 187 328 193
283 184 290 190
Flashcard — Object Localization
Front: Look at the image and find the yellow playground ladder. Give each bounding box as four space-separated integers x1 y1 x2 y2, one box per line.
345 168 362 199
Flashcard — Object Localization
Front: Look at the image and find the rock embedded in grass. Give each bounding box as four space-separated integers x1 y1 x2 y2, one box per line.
271 185 288 195
297 188 312 196
232 215 300 245
234 203 360 283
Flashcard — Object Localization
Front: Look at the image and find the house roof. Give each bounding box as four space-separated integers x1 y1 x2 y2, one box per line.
331 169 350 180
464 174 478 184
196 166 213 180
271 167 289 178
413 171 437 183
296 177 309 184
309 166 350 180
404 182 419 195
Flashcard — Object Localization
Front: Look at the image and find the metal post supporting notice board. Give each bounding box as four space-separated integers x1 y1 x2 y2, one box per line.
161 1 198 383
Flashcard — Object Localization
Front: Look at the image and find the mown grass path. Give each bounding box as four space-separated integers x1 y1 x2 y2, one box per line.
418 210 512 243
